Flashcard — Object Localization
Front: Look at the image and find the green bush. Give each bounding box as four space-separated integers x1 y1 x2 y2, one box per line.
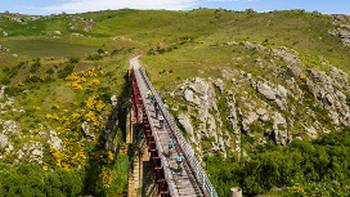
0 163 85 197
86 54 103 61
57 64 75 78
68 57 80 64
30 58 41 73
205 127 350 196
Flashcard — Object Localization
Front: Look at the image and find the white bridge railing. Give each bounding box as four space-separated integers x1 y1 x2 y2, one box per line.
137 67 219 197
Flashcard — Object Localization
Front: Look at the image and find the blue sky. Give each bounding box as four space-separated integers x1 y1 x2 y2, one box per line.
0 0 349 15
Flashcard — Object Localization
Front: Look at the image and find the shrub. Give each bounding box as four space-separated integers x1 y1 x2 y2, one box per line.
30 58 41 73
68 57 80 64
86 54 103 61
57 64 75 78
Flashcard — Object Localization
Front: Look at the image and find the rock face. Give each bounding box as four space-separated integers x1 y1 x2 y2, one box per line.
173 77 230 158
168 40 350 158
226 90 241 154
306 66 350 126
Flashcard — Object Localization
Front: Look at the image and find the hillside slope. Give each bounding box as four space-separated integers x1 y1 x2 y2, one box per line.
0 9 350 196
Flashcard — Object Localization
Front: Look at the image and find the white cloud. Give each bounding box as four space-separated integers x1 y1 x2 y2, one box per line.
45 0 198 13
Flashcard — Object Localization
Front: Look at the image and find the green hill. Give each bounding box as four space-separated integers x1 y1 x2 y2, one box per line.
0 9 349 196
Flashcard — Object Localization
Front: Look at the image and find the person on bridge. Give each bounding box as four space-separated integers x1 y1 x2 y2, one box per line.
147 90 152 99
159 114 165 129
155 103 161 118
167 139 174 157
175 153 185 174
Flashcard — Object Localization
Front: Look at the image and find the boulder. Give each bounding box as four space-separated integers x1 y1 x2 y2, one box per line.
110 95 118 107
246 112 259 124
276 85 288 97
18 142 44 164
271 47 301 66
178 114 195 140
53 30 62 35
184 89 194 103
271 112 290 145
48 130 63 151
257 82 276 100
214 79 225 93
0 134 9 150
71 32 84 37
81 121 95 141
0 86 6 100
2 120 19 135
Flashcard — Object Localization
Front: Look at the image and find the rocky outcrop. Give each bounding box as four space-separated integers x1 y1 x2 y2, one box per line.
173 77 229 157
71 32 85 37
17 142 44 164
0 120 19 159
168 40 350 158
81 121 95 141
252 80 288 110
4 13 26 24
0 86 6 100
0 134 13 155
226 90 240 154
0 28 8 37
110 95 118 107
271 47 302 66
48 130 63 151
330 15 350 47
68 16 95 33
46 30 62 39
271 112 290 145
177 113 195 142
306 67 350 126
0 44 10 53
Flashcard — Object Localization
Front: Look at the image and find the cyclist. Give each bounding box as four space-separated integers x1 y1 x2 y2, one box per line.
167 140 174 157
155 103 161 118
175 153 185 173
159 114 165 129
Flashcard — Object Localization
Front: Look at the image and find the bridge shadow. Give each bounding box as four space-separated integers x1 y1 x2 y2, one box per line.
84 72 131 196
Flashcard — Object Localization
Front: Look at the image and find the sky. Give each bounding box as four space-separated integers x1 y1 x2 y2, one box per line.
0 0 349 15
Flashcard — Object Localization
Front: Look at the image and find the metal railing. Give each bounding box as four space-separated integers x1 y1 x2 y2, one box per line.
136 67 219 197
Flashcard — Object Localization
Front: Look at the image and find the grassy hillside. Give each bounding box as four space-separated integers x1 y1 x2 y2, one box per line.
0 9 350 196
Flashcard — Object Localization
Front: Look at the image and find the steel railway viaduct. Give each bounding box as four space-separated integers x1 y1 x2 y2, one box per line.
127 57 242 197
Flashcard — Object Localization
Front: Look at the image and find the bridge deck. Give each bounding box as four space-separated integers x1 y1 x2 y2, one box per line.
131 56 218 197
132 61 201 197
